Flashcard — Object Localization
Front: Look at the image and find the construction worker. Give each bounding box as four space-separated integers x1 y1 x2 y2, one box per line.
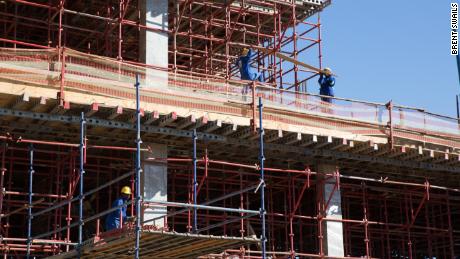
105 186 131 231
235 48 264 82
318 67 335 103
236 48 264 101
83 194 97 239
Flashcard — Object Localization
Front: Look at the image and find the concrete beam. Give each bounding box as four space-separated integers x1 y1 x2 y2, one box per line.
232 127 253 139
195 116 209 128
176 115 196 129
128 109 145 123
49 101 70 115
299 135 318 147
158 112 177 127
202 119 222 133
315 136 333 149
220 124 238 136
30 96 47 112
10 93 29 110
144 110 160 125
265 129 283 143
107 105 123 120
281 132 302 145
330 138 348 150
85 103 99 117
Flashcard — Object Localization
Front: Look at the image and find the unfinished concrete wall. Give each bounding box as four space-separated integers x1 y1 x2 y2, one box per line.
139 0 168 89
318 164 344 257
142 144 167 227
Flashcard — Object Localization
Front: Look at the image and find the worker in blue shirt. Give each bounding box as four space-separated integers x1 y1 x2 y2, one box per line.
236 48 263 82
318 67 335 103
105 186 131 231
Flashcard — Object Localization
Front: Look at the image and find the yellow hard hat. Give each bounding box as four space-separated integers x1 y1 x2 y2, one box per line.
121 186 131 195
242 48 249 56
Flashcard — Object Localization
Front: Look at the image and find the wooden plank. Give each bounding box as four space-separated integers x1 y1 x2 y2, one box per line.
50 230 259 259
253 45 336 76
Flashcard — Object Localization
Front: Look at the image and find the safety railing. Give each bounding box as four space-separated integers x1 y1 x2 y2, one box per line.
0 47 459 138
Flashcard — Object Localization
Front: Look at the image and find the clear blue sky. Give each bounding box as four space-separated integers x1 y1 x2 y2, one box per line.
319 0 458 117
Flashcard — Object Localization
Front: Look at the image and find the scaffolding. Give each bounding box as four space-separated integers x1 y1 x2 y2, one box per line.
0 0 329 93
1 119 459 258
0 77 267 259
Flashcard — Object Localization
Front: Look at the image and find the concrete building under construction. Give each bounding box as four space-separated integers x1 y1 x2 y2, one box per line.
0 0 459 258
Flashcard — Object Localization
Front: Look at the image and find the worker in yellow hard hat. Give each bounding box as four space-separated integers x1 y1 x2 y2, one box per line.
105 186 131 231
241 48 250 57
236 47 265 101
121 186 131 196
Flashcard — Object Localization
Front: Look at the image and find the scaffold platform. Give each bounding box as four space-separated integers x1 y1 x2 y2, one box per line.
47 230 259 259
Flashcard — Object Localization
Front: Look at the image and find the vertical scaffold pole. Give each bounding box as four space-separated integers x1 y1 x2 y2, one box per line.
192 128 198 232
0 143 6 232
26 144 34 259
134 74 142 259
386 101 394 150
258 97 267 259
456 95 459 119
78 112 86 258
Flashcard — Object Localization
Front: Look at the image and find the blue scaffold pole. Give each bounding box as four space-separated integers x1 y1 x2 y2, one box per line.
192 128 198 233
258 97 267 259
134 74 142 259
26 144 34 259
78 112 86 258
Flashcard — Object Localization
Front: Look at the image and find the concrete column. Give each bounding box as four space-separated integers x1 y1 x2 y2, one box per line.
317 164 344 257
142 144 167 227
139 0 168 88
